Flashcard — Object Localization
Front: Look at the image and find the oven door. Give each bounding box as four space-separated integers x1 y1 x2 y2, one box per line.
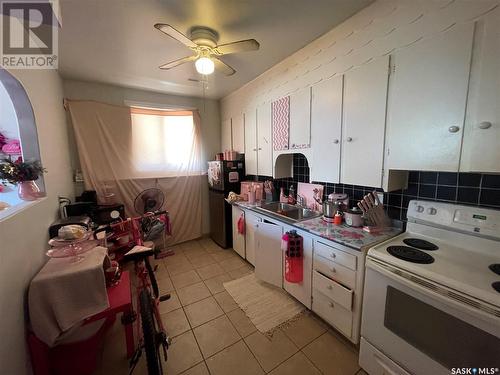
360 258 500 375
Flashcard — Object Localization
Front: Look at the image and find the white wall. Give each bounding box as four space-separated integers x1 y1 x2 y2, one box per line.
221 0 500 121
62 79 221 235
0 69 74 374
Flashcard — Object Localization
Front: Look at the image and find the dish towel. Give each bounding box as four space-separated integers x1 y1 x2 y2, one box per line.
28 246 110 346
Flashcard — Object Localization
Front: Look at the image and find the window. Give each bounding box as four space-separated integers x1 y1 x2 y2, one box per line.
130 108 197 176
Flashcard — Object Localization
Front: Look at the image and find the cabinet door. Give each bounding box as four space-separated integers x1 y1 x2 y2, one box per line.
289 87 311 149
244 109 258 175
231 114 245 153
386 23 474 171
341 56 389 188
311 76 343 183
257 102 273 176
221 118 232 152
461 8 500 173
245 211 260 266
255 221 283 288
282 228 312 309
232 206 245 259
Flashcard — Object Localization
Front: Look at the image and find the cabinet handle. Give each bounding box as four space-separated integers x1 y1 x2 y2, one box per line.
258 147 262 150
448 125 460 133
329 302 335 308
346 137 352 142
331 267 336 273
330 252 336 258
327 285 333 290
478 121 492 130
333 139 339 144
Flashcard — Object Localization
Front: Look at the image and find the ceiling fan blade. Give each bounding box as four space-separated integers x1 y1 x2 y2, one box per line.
154 23 197 49
213 57 236 76
214 39 260 55
159 55 197 70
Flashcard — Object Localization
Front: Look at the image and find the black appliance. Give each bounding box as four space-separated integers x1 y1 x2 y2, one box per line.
207 160 245 248
92 204 125 225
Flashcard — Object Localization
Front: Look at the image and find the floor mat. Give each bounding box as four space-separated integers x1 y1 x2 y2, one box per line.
223 274 305 333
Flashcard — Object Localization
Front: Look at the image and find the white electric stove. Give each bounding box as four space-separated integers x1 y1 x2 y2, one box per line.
359 200 500 375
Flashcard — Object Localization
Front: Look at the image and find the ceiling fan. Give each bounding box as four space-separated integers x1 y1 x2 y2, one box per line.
154 24 260 76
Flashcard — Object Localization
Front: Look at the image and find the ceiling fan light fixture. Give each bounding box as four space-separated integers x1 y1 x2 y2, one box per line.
195 56 215 75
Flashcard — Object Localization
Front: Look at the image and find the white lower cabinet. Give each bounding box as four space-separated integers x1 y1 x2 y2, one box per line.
231 206 245 259
233 207 364 344
244 211 261 266
255 220 283 288
282 227 312 309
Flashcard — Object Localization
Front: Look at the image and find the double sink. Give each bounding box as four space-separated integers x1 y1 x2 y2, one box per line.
255 202 322 223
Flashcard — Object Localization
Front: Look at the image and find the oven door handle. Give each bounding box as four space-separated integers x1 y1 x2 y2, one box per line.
366 258 500 323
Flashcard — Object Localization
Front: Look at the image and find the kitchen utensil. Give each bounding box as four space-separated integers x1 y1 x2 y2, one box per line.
328 193 349 210
322 200 340 218
360 191 391 228
344 207 364 227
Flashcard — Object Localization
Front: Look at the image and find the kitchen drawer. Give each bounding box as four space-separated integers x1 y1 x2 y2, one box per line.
314 241 357 271
359 337 411 375
312 288 352 338
313 256 356 289
313 271 353 311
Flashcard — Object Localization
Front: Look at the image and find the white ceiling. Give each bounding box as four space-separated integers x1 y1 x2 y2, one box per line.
58 0 372 99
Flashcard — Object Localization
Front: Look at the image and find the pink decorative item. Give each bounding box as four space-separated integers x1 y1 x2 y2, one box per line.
297 182 324 211
18 180 41 201
272 96 290 151
2 139 21 155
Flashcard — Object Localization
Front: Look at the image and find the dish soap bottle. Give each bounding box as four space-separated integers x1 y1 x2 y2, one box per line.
280 187 287 203
288 185 296 205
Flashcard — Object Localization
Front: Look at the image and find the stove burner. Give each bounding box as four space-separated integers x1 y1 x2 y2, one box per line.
387 246 435 264
489 264 500 276
403 238 439 250
492 282 500 293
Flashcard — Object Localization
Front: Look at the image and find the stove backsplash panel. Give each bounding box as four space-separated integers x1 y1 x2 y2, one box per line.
245 155 500 221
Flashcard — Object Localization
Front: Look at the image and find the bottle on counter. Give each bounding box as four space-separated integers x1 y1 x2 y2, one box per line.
333 211 343 225
280 187 288 203
288 185 296 205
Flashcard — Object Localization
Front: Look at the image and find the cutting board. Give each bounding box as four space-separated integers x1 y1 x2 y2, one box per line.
297 182 323 211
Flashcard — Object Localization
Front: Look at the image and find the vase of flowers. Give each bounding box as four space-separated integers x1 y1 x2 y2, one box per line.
0 159 46 201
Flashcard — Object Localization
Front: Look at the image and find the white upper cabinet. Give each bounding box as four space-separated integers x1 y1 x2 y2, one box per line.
385 23 474 172
461 8 500 173
341 56 389 188
289 87 311 149
231 113 245 153
244 108 258 175
310 76 343 183
257 102 273 176
221 118 232 152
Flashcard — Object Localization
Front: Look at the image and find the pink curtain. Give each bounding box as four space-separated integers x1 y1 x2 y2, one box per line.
66 100 203 244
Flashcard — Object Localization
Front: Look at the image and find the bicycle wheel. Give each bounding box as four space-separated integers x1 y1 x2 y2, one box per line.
139 289 162 375
144 256 159 299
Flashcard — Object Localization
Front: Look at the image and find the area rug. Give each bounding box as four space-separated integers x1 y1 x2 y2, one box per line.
223 274 305 333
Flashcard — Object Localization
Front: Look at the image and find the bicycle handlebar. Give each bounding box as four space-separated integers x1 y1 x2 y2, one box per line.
92 210 169 239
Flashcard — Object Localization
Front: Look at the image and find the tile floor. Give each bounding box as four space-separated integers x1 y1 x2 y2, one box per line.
94 238 365 375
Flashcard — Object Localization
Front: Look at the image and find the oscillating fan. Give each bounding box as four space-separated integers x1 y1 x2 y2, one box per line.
134 188 165 214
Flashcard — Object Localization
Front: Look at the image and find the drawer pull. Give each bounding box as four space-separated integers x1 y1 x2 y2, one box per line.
330 252 336 258
331 267 336 273
327 285 333 290
329 302 334 308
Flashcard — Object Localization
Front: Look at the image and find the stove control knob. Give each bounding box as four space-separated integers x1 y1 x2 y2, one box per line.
416 205 425 213
427 207 437 215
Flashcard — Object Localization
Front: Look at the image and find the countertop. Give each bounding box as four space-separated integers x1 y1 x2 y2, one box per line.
234 201 402 251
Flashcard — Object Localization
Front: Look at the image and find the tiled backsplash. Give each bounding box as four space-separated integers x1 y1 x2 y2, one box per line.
245 154 500 221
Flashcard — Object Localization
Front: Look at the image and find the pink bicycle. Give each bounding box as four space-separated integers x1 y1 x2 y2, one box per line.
95 210 171 375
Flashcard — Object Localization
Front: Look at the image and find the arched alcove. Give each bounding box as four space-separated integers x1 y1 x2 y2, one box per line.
0 68 44 214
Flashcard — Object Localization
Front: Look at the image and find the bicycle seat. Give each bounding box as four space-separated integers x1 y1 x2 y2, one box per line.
124 245 154 261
